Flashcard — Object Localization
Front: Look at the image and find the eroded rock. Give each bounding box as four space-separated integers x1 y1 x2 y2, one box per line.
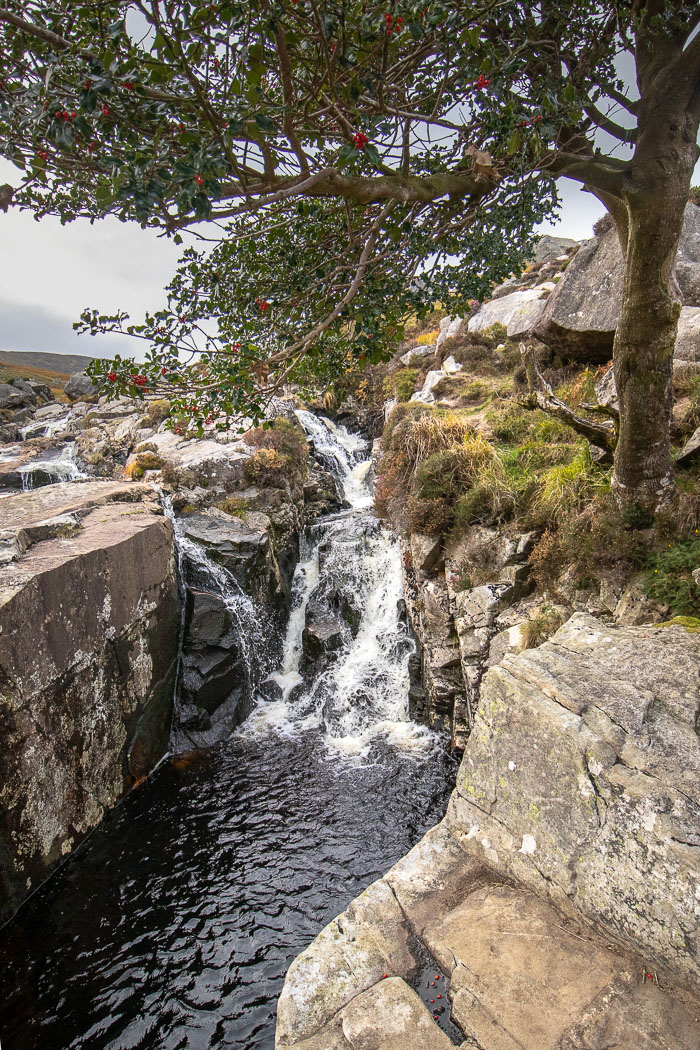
0 481 179 922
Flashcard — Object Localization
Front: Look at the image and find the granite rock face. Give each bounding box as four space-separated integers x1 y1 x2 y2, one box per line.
277 614 700 1049
449 613 700 986
0 481 180 923
533 223 624 360
534 203 700 360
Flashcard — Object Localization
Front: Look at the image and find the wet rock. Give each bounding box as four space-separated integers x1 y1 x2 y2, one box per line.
181 508 284 609
0 481 179 923
176 588 246 745
64 371 97 401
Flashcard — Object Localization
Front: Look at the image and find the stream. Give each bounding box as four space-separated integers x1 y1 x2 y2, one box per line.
0 412 458 1050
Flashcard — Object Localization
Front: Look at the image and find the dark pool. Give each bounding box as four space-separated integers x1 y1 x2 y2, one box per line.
0 730 457 1050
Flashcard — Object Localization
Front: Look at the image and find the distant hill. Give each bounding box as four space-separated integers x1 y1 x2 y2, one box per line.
0 350 95 376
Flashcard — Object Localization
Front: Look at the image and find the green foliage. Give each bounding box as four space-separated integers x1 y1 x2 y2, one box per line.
479 322 508 349
388 368 420 402
645 537 700 617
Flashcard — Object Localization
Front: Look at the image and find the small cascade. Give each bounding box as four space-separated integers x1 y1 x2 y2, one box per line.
19 443 87 491
295 409 373 509
161 496 278 749
244 412 434 759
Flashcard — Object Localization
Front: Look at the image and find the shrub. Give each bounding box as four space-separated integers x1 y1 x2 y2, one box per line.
244 417 308 486
416 330 439 345
246 447 289 487
406 495 455 534
217 496 249 519
388 367 420 402
645 536 700 616
125 451 165 479
401 411 478 471
480 322 508 348
529 494 650 592
432 375 492 405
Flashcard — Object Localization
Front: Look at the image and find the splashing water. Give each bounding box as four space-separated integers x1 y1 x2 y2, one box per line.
19 443 87 491
243 413 436 760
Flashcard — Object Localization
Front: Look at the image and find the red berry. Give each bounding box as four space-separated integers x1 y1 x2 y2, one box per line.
108 371 117 382
195 174 203 185
160 367 168 375
476 74 491 90
101 103 110 116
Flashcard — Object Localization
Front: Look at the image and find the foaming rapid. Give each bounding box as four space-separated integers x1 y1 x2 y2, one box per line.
241 411 435 760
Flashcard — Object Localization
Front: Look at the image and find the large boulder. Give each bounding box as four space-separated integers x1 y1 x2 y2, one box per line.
468 286 551 339
675 305 700 370
276 614 700 1049
535 203 700 361
533 234 578 265
0 481 180 922
533 222 624 361
63 371 97 401
0 382 34 410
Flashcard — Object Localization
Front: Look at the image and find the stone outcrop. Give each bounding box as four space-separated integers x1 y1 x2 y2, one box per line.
533 222 624 361
468 285 553 339
535 203 700 360
63 371 97 401
0 481 180 923
402 526 537 748
277 614 700 1049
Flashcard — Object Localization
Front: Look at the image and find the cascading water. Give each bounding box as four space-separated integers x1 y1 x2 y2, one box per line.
0 411 457 1050
162 497 278 750
251 411 430 757
18 443 87 490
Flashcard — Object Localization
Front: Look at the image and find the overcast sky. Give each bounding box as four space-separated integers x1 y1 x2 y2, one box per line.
0 160 609 361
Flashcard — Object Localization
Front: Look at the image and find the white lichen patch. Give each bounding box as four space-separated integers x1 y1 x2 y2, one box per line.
519 834 537 855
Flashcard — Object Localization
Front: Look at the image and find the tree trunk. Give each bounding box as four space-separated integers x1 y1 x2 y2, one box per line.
611 195 684 518
611 84 699 518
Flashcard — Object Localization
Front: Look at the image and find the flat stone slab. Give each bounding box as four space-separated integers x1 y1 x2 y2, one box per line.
341 977 456 1050
425 885 625 1050
0 479 152 530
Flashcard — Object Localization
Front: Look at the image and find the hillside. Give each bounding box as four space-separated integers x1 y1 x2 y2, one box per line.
0 349 94 376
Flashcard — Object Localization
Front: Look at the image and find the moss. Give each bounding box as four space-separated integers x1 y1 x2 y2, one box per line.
388 367 420 402
216 496 249 519
139 398 171 428
654 616 700 633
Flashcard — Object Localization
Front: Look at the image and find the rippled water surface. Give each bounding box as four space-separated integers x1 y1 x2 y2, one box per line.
0 732 457 1050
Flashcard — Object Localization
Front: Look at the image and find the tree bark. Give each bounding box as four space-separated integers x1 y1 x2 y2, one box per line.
610 80 700 518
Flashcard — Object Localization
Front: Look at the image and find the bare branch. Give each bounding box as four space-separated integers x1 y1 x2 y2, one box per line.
518 343 617 456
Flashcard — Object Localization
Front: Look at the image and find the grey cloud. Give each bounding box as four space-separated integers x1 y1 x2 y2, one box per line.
0 296 140 359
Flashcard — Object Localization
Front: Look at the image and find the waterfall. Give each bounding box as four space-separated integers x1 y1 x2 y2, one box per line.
19 444 87 491
161 494 277 749
242 412 435 760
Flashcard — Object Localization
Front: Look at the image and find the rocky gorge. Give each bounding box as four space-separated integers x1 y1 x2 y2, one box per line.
0 217 698 1049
